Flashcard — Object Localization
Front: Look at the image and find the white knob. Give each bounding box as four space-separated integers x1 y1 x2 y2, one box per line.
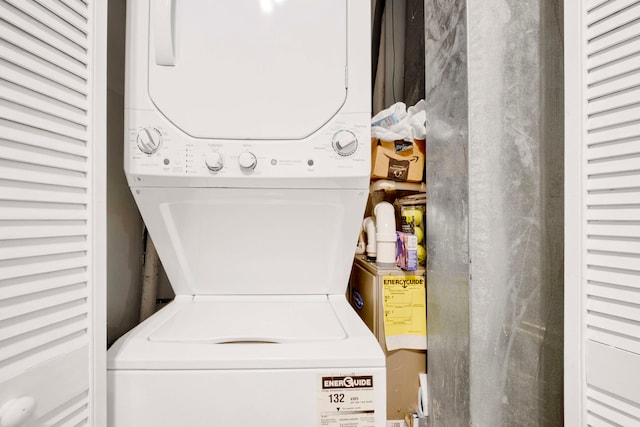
0 397 37 427
136 127 162 154
205 152 224 172
331 130 358 156
238 152 257 171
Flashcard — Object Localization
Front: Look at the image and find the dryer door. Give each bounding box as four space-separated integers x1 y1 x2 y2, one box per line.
147 0 348 140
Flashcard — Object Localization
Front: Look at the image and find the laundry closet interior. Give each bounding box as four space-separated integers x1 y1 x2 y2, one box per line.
105 0 428 425
104 0 565 426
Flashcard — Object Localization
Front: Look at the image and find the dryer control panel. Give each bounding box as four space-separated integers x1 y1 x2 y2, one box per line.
125 109 370 186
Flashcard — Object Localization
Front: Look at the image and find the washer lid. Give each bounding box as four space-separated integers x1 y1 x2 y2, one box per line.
148 296 346 343
147 0 348 140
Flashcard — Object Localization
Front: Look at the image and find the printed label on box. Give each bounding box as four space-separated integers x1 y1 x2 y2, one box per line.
386 156 409 181
318 374 376 427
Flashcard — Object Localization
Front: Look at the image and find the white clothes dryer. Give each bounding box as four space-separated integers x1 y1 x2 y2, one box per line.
107 1 385 426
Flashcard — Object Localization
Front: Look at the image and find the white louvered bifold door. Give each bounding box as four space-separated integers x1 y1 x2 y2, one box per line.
565 1 640 426
0 1 106 426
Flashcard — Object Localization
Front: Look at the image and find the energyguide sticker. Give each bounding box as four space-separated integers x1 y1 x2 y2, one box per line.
382 275 427 351
318 374 376 427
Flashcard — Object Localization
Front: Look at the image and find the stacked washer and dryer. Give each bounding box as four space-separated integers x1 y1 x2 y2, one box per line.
107 1 385 426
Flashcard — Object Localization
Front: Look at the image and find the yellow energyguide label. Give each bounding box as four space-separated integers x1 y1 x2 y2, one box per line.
382 275 426 337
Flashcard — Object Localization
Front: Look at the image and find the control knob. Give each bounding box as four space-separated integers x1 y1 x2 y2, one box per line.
136 127 162 155
331 130 358 156
205 152 224 172
238 152 257 171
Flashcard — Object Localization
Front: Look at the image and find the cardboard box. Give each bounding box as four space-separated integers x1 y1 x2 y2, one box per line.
371 139 425 182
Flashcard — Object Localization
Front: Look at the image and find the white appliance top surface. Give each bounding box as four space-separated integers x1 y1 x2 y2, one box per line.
107 295 385 370
148 0 348 140
149 296 346 343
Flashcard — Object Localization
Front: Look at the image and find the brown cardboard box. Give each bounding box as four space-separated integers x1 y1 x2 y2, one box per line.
371 139 425 182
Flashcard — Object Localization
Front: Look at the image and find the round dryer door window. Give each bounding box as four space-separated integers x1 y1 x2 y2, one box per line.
147 0 348 140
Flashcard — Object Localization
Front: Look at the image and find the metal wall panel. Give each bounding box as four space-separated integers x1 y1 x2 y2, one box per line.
425 1 564 425
424 1 470 425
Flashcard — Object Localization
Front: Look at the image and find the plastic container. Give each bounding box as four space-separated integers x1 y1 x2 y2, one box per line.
394 193 426 266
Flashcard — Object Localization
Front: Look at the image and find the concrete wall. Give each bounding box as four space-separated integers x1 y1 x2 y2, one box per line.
425 1 564 425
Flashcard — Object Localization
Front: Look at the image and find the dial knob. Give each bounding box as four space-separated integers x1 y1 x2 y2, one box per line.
238 152 257 171
205 152 224 172
136 127 162 154
331 130 358 156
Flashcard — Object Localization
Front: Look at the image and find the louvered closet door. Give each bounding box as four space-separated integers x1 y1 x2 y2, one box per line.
565 0 640 425
0 1 106 426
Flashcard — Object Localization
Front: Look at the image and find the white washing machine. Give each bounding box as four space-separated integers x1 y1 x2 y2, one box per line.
107 1 386 426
